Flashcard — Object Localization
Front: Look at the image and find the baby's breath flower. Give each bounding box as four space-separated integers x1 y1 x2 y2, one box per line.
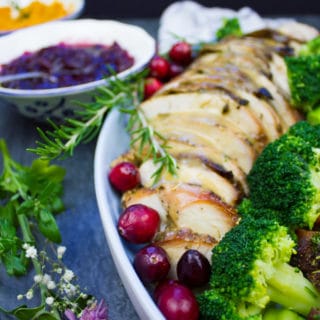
47 280 56 290
42 273 52 285
34 274 43 283
63 269 74 282
25 246 37 259
55 267 63 274
26 290 33 300
22 243 29 250
57 246 67 259
17 294 23 300
45 296 54 305
63 283 77 297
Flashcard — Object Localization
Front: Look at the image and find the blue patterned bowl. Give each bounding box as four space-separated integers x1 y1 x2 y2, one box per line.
0 19 155 121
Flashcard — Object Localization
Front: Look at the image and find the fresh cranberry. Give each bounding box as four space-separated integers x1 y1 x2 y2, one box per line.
154 279 180 302
155 281 199 320
117 204 160 243
177 249 211 287
144 77 163 99
134 245 170 283
108 162 140 192
169 42 192 66
149 56 170 79
168 63 184 78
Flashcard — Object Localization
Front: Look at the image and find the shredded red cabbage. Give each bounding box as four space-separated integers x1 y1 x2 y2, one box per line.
0 42 134 89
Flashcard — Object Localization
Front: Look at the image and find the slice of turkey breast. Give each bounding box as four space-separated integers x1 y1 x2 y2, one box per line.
149 114 257 174
158 35 302 130
160 184 239 239
155 72 285 141
160 139 248 194
277 21 319 42
187 51 301 129
138 157 241 206
122 183 239 240
140 92 267 151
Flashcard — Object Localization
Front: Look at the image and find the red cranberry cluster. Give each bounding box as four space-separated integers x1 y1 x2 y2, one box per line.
108 161 211 319
144 42 193 99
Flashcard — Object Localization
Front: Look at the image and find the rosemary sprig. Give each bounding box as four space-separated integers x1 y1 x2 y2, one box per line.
28 72 144 159
125 103 177 184
28 71 177 184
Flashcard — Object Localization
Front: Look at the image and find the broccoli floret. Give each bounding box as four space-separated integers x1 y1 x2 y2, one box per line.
284 35 320 121
205 216 320 316
237 199 280 221
216 18 243 41
287 121 320 148
299 36 320 56
247 123 320 229
263 307 304 320
285 54 320 113
198 290 262 320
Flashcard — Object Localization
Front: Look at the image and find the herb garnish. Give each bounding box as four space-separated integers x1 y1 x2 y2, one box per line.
0 139 107 319
29 71 178 184
216 18 243 41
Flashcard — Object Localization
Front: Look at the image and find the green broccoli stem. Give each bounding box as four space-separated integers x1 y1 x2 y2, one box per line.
263 307 304 320
307 106 320 125
267 263 320 316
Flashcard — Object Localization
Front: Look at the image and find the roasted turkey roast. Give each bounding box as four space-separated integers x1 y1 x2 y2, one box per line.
114 21 319 276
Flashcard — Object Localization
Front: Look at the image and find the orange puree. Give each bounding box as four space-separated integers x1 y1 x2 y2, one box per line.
0 1 70 32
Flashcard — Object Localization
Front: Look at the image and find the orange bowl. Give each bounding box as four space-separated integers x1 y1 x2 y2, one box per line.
0 0 85 35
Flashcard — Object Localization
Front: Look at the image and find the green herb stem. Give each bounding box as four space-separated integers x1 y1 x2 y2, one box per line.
17 213 61 319
17 214 46 302
136 109 165 157
63 105 110 152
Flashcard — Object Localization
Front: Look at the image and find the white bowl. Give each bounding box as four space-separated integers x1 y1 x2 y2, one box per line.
0 19 155 121
0 0 85 36
94 109 165 320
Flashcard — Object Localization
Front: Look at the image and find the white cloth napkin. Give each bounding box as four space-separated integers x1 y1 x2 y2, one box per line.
158 1 293 53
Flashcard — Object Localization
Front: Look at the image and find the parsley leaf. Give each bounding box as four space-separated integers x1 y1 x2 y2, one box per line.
0 139 65 275
216 18 243 41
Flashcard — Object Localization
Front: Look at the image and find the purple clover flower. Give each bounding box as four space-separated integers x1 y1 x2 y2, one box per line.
64 309 78 320
64 300 107 320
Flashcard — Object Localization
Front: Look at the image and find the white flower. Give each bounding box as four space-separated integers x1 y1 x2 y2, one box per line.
55 267 62 274
26 290 33 300
47 280 56 290
80 293 88 299
57 246 66 259
33 275 43 283
25 246 37 259
42 273 52 285
63 269 74 282
63 283 76 297
22 243 29 250
45 296 54 305
17 294 23 300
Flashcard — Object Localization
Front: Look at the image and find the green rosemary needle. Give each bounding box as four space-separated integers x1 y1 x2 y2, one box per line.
28 71 178 184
